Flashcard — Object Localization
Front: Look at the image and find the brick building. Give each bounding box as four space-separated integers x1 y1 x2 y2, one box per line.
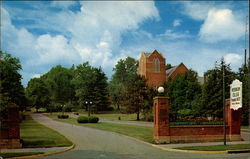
138 50 189 88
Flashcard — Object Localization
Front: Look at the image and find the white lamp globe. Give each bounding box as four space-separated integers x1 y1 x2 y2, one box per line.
158 87 164 93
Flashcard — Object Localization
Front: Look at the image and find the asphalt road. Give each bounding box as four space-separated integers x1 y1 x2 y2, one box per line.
32 114 250 159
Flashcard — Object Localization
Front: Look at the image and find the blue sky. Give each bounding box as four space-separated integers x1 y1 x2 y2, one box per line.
1 1 249 86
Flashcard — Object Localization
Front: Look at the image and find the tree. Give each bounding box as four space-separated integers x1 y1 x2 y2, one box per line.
72 63 110 112
42 65 75 105
109 57 138 110
26 78 51 112
108 81 124 110
201 58 236 118
165 64 173 70
92 67 110 111
0 50 27 112
165 70 202 120
123 75 147 120
238 63 250 125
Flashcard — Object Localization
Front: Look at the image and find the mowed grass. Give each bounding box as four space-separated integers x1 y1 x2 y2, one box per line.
176 144 250 151
46 114 154 143
0 152 43 158
241 125 250 129
21 115 72 148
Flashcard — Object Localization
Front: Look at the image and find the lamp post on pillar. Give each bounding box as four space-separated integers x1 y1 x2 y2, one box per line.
153 86 170 144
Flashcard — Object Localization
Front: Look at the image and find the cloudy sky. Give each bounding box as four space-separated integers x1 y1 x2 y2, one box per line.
1 1 249 86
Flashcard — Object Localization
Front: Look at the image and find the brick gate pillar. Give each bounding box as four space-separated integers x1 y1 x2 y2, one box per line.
225 99 242 141
153 96 170 143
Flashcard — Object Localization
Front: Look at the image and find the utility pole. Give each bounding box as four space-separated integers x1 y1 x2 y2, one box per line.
223 64 226 145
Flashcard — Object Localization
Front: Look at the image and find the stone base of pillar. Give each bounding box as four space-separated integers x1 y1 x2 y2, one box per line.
229 135 242 141
0 139 22 149
154 136 170 144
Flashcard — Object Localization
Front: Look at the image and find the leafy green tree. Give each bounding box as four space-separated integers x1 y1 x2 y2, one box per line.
42 65 75 105
0 50 27 112
165 70 202 120
108 81 124 110
109 57 138 110
72 63 110 112
201 58 236 118
165 64 173 70
26 78 51 112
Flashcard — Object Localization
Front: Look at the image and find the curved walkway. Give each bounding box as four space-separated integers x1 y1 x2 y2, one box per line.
32 114 249 159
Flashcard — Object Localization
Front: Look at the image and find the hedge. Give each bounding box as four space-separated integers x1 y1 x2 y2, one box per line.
57 115 69 119
170 121 223 126
77 116 99 123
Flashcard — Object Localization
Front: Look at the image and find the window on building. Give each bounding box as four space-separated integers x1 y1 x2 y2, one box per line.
153 57 160 72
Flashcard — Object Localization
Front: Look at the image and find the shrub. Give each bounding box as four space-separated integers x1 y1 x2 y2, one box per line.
57 115 69 119
73 112 79 115
77 116 89 123
88 116 99 123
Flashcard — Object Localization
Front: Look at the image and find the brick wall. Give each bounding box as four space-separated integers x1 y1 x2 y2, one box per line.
154 97 242 143
0 105 22 148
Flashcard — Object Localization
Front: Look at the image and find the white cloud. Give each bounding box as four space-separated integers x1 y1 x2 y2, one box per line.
224 53 243 66
2 2 159 85
181 2 212 20
31 74 41 78
160 29 190 39
173 19 181 27
199 9 245 43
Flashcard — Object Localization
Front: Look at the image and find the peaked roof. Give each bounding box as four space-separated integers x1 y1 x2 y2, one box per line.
166 63 187 77
141 50 164 58
142 52 151 57
166 66 178 76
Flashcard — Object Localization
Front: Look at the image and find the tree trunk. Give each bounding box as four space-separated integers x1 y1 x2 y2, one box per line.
117 103 120 110
137 111 140 121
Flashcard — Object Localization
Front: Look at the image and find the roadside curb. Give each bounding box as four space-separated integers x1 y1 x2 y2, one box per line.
151 144 250 154
13 144 75 159
151 144 227 154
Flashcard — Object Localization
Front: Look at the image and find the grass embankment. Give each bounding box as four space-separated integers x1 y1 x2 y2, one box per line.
46 114 154 143
21 115 72 148
175 144 250 151
0 152 43 158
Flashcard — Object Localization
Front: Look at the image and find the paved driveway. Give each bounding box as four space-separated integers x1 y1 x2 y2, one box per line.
32 114 249 159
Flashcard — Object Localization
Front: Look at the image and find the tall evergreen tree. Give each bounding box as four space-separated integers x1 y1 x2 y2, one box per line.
202 58 236 117
92 67 110 111
238 63 250 125
123 75 147 120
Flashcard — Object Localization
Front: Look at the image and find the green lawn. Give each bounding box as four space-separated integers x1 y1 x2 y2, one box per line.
20 115 72 148
241 125 250 129
76 111 141 121
46 114 154 143
175 144 250 151
0 152 43 158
